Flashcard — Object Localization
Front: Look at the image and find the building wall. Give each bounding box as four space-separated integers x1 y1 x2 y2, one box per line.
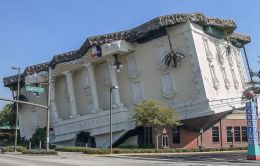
18 88 47 139
190 23 246 107
156 111 250 149
15 21 248 145
52 21 246 123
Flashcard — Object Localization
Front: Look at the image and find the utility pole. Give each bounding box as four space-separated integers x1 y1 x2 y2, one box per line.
46 67 51 151
12 67 20 152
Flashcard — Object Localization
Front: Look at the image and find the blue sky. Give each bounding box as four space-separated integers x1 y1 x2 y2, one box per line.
0 0 259 109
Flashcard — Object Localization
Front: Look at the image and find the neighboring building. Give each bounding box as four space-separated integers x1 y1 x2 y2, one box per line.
0 126 18 145
3 13 251 148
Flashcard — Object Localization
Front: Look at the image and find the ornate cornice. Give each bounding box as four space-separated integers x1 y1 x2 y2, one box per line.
3 74 25 88
3 13 251 87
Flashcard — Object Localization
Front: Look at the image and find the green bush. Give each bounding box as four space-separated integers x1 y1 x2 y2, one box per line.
55 146 247 155
117 144 139 149
55 146 89 152
85 148 110 154
139 144 155 149
31 128 45 148
22 149 57 155
1 146 27 153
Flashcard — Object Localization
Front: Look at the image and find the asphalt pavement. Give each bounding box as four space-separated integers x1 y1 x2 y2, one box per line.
0 151 259 166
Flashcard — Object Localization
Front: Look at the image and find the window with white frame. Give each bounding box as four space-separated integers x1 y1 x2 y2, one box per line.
127 53 139 78
132 81 144 102
155 44 167 66
161 72 175 97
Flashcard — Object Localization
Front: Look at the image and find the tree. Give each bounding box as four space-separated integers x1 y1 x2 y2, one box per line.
0 104 16 129
31 128 45 148
134 100 181 149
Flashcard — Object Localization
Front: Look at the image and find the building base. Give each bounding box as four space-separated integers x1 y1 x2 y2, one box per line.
247 155 260 160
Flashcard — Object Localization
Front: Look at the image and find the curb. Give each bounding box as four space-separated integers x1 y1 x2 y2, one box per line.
88 150 247 157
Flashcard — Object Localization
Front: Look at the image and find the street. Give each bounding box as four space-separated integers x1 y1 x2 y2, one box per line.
0 151 260 166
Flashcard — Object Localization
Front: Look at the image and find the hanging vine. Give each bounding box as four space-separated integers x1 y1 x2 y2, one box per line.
163 27 185 68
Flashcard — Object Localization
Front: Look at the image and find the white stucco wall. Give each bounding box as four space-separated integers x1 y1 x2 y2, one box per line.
18 87 47 139
190 22 245 114
16 21 248 145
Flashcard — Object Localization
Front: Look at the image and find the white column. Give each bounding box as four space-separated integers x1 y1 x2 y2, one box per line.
84 63 99 113
50 78 60 122
63 71 78 117
106 57 122 107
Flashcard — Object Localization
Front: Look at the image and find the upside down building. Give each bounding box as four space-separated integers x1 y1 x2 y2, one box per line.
3 13 252 148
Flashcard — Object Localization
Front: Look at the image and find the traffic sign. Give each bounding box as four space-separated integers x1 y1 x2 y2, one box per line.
26 86 44 93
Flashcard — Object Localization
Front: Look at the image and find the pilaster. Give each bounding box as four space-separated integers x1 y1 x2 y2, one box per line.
50 78 61 122
106 57 122 107
84 63 99 113
63 71 78 118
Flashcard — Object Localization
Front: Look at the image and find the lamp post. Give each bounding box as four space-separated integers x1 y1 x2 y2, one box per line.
200 128 203 149
12 66 20 152
110 85 118 154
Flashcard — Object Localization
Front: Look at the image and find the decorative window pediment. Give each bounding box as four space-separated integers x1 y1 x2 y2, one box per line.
160 72 176 98
131 81 144 103
127 53 140 78
155 44 167 68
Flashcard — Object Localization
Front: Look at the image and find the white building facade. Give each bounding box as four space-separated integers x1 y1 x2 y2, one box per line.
3 13 250 148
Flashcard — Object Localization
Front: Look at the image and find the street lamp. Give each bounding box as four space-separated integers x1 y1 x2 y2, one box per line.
110 85 118 154
113 54 123 72
200 128 204 149
12 66 21 152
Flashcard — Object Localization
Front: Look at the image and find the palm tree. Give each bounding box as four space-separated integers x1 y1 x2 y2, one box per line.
163 27 185 68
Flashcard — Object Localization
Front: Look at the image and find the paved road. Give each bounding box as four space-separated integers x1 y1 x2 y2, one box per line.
0 151 259 166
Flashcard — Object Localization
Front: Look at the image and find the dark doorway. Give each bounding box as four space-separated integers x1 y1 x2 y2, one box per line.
75 132 96 148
